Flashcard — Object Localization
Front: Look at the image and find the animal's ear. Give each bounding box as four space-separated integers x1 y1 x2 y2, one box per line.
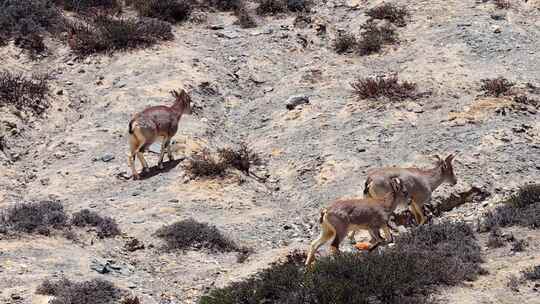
170 90 179 99
445 152 458 163
432 155 442 163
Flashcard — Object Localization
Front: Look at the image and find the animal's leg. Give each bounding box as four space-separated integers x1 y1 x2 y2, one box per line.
306 223 335 266
329 221 348 255
347 230 356 244
409 200 422 225
137 149 149 173
382 225 394 243
128 136 139 179
367 227 384 250
167 138 174 161
411 200 427 225
158 137 170 169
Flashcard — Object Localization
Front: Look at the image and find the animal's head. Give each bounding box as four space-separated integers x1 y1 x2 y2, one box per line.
389 177 409 201
171 89 192 115
434 153 458 185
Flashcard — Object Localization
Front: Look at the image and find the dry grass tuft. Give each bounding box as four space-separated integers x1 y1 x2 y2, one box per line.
0 71 50 115
333 32 357 54
480 77 514 97
36 278 121 304
357 22 398 55
351 75 418 101
366 3 409 27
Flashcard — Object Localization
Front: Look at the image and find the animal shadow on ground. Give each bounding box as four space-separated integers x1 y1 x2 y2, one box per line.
136 158 184 180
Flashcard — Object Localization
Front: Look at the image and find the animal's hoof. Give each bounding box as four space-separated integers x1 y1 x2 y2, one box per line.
133 174 140 180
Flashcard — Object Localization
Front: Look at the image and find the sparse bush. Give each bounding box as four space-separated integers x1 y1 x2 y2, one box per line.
155 219 243 253
122 296 141 304
366 3 409 27
0 201 67 234
207 0 241 11
511 239 528 252
333 32 357 54
357 22 397 55
480 77 514 97
234 3 257 28
256 0 286 15
129 0 191 23
494 0 511 9
36 278 121 304
0 0 64 40
0 71 50 115
486 228 506 248
200 221 483 304
218 143 261 175
481 184 540 230
351 74 418 101
186 144 260 178
14 34 47 57
58 0 121 12
71 209 120 238
523 265 540 281
507 275 521 291
186 149 228 178
67 15 173 55
286 0 310 12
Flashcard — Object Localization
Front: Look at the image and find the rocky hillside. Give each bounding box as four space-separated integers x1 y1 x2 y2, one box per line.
1 0 540 303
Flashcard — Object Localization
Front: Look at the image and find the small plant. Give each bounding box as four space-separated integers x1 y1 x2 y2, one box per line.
481 184 540 231
522 265 540 281
507 275 521 292
486 228 506 248
0 71 50 115
234 3 257 28
36 278 121 304
121 296 141 304
129 0 192 23
71 209 121 238
58 0 122 12
333 32 357 54
186 144 261 178
493 0 511 9
480 77 514 97
286 0 310 12
351 74 418 101
155 219 243 253
366 3 409 27
357 22 397 55
256 0 286 15
218 143 261 175
511 239 528 252
14 34 47 57
186 149 228 178
0 201 67 235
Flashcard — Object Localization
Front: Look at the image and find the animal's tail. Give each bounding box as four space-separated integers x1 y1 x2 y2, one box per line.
319 208 327 224
363 177 372 196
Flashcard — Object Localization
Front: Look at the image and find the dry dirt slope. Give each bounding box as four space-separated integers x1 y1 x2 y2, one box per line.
1 0 540 303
